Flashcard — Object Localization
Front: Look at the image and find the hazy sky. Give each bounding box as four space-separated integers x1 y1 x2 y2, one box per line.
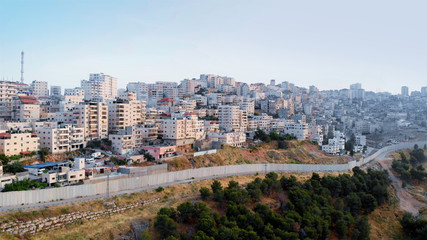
1 0 426 93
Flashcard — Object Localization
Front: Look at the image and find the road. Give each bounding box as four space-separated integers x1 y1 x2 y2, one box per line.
378 160 426 215
1 141 426 212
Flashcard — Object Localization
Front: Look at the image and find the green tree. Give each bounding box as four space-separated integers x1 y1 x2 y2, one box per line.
352 216 370 240
211 180 223 193
39 147 50 162
335 219 348 238
144 153 155 161
199 187 212 200
4 160 25 174
154 215 178 238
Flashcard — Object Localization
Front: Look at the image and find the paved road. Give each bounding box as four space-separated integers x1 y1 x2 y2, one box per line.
1 141 425 212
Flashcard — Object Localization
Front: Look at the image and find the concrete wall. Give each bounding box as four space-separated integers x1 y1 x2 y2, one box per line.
194 149 217 157
0 141 425 207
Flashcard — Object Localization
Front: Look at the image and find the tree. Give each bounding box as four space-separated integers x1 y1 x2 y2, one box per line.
400 212 427 240
200 187 212 200
352 216 370 240
254 129 270 142
4 160 25 174
39 148 50 162
144 153 155 161
335 219 348 238
177 202 195 223
154 215 178 238
211 180 223 193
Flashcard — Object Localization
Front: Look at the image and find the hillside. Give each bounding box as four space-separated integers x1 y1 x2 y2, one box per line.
165 140 350 171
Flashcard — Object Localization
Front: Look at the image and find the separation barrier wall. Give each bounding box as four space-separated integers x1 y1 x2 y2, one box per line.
1 141 425 207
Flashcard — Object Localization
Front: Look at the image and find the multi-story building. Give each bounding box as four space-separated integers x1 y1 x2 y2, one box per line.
72 102 108 140
283 121 309 140
36 124 85 154
207 131 246 147
159 112 205 145
401 86 409 96
218 105 247 132
11 96 40 122
50 86 62 97
81 73 117 101
30 80 49 97
127 82 148 100
0 130 40 156
108 96 146 133
238 99 255 116
64 87 85 97
0 81 30 119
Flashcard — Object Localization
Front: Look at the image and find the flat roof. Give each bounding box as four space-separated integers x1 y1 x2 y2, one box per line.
24 162 58 169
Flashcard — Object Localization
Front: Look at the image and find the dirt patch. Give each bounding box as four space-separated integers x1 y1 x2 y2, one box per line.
164 141 350 171
378 160 427 216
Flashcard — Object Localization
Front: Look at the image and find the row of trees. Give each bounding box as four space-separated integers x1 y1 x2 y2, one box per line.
254 129 297 149
2 178 48 192
154 167 388 239
392 147 427 183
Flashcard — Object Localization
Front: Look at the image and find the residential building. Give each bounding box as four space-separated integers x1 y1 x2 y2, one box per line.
11 96 40 122
108 97 146 133
81 73 117 101
30 80 49 97
36 124 85 154
72 102 108 140
0 131 40 156
218 105 247 132
207 132 246 147
0 81 30 119
142 145 177 160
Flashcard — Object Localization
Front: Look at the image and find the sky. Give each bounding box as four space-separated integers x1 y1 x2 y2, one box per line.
1 0 426 93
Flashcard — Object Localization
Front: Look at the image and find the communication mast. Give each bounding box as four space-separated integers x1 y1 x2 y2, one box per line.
20 51 24 83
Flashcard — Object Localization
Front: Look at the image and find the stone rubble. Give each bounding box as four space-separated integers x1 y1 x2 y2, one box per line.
0 197 160 236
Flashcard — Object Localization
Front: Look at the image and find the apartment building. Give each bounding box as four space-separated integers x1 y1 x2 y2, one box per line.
0 131 40 156
127 82 149 100
238 100 255 116
30 80 49 97
36 124 85 154
283 121 309 140
0 81 30 119
207 131 246 147
159 112 205 146
72 102 108 140
81 73 117 101
109 124 158 155
218 105 247 132
42 166 85 186
108 98 146 133
11 96 40 122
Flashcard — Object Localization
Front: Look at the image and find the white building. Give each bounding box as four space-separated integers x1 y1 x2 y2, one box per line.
30 80 49 97
218 105 247 132
72 102 108 141
36 124 85 154
81 73 117 101
207 132 246 147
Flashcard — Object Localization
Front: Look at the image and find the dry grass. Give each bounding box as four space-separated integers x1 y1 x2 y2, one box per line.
0 171 349 240
368 187 404 240
165 141 350 171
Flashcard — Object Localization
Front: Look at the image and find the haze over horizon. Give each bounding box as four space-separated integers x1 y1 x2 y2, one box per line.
1 0 426 93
